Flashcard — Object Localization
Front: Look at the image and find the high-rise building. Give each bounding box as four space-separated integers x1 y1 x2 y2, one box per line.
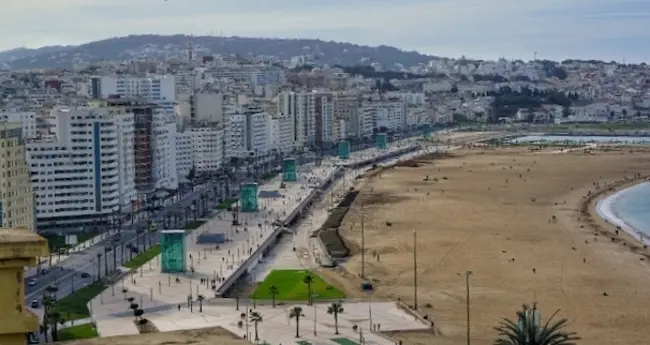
226 106 272 158
190 126 224 173
26 106 135 230
0 122 35 230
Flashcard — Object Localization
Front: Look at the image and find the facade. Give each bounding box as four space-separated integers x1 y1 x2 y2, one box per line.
225 106 271 158
0 122 35 230
26 106 135 230
191 126 224 173
0 112 39 139
175 130 193 181
94 75 176 102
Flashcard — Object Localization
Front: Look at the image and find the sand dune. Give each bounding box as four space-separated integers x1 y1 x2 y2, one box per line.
326 146 650 345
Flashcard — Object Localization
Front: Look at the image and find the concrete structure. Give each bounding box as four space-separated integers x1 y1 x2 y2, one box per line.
0 122 35 230
226 106 272 158
0 228 47 345
92 75 176 103
175 130 194 182
376 132 388 149
282 158 297 182
26 106 135 230
239 182 259 212
338 140 350 159
160 230 186 273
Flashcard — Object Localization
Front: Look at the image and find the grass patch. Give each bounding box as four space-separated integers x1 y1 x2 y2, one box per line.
216 198 237 209
58 282 106 320
57 323 98 341
251 269 345 301
184 220 205 230
123 244 161 269
261 172 279 181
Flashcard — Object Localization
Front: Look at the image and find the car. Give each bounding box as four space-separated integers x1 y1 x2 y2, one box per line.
30 299 39 308
80 272 90 278
27 279 37 286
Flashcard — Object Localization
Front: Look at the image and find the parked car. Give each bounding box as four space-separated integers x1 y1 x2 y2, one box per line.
27 279 37 286
30 299 39 308
80 272 90 278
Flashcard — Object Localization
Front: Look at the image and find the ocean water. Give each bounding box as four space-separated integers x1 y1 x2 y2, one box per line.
513 135 650 144
597 182 650 244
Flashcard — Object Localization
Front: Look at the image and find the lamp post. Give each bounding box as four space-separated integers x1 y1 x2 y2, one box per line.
413 230 418 310
466 270 472 345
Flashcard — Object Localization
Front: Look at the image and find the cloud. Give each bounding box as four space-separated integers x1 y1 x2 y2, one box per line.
0 0 648 62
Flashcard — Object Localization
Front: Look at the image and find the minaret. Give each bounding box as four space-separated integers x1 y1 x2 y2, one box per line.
187 41 194 62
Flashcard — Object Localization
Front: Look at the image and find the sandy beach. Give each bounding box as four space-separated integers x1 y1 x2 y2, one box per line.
322 146 650 345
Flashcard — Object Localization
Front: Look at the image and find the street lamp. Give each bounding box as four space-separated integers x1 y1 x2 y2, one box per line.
465 270 472 345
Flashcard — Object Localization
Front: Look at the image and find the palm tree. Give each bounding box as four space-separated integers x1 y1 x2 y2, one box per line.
269 285 279 308
289 306 305 338
197 294 205 312
134 308 144 322
327 301 344 334
96 253 102 281
303 274 314 305
494 304 580 345
249 311 263 341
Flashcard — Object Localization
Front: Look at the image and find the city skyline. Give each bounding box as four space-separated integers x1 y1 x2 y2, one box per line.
2 0 649 63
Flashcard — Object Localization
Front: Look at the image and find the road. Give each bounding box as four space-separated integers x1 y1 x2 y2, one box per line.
22 130 437 304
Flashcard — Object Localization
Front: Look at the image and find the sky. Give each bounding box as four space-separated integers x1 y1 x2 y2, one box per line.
1 0 649 63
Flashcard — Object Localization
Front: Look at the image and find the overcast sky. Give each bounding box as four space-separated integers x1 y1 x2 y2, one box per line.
1 0 649 62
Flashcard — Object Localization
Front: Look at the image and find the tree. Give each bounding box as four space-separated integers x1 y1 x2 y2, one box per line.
249 311 263 341
327 301 345 334
303 274 314 305
269 285 279 308
187 166 196 191
96 253 102 281
494 304 580 345
197 294 205 312
134 308 144 321
289 306 305 338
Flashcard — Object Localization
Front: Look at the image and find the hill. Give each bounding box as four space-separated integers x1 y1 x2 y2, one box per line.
1 35 436 70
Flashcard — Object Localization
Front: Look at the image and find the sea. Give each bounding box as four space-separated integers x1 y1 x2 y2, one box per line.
512 135 650 245
597 183 650 245
515 134 650 243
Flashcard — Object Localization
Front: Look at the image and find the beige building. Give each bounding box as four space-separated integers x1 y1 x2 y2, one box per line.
0 122 34 230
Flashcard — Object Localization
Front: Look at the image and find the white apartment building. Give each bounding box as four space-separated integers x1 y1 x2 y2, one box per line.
0 122 35 230
364 100 407 131
271 115 296 154
191 126 224 173
175 130 193 181
152 119 179 191
92 75 176 102
250 69 286 88
0 111 39 139
226 106 272 158
26 107 136 230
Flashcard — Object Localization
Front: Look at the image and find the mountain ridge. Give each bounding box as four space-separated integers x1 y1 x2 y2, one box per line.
0 34 438 70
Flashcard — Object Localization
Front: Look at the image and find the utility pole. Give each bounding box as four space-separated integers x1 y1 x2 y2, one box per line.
360 200 365 279
413 230 418 310
466 270 472 345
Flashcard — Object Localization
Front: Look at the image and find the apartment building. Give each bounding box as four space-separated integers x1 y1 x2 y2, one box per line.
191 126 224 173
363 99 407 131
175 130 193 181
26 107 136 230
0 111 39 139
226 106 272 158
91 75 176 102
0 122 35 230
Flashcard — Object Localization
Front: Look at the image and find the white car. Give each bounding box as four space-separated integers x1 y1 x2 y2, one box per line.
27 279 37 286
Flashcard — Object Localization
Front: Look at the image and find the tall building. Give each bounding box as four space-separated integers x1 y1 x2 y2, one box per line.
26 106 135 230
226 106 272 158
93 75 176 103
190 126 224 173
175 130 194 182
0 122 35 230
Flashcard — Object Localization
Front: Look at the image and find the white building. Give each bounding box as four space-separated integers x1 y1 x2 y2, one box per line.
226 106 272 158
0 111 39 139
26 106 136 230
92 75 176 102
191 126 224 173
175 130 194 181
365 100 407 131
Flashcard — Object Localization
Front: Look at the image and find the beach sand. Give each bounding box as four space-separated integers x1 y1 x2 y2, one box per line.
321 146 650 345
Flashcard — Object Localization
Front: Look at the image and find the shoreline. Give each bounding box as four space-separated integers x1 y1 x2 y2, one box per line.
595 182 649 246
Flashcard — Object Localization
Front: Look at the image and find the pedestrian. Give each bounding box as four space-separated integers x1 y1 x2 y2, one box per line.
178 304 181 311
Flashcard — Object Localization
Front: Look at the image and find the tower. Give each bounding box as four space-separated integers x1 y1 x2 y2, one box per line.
187 41 194 62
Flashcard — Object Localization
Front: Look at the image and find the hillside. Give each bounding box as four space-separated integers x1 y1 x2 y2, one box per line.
1 35 436 70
